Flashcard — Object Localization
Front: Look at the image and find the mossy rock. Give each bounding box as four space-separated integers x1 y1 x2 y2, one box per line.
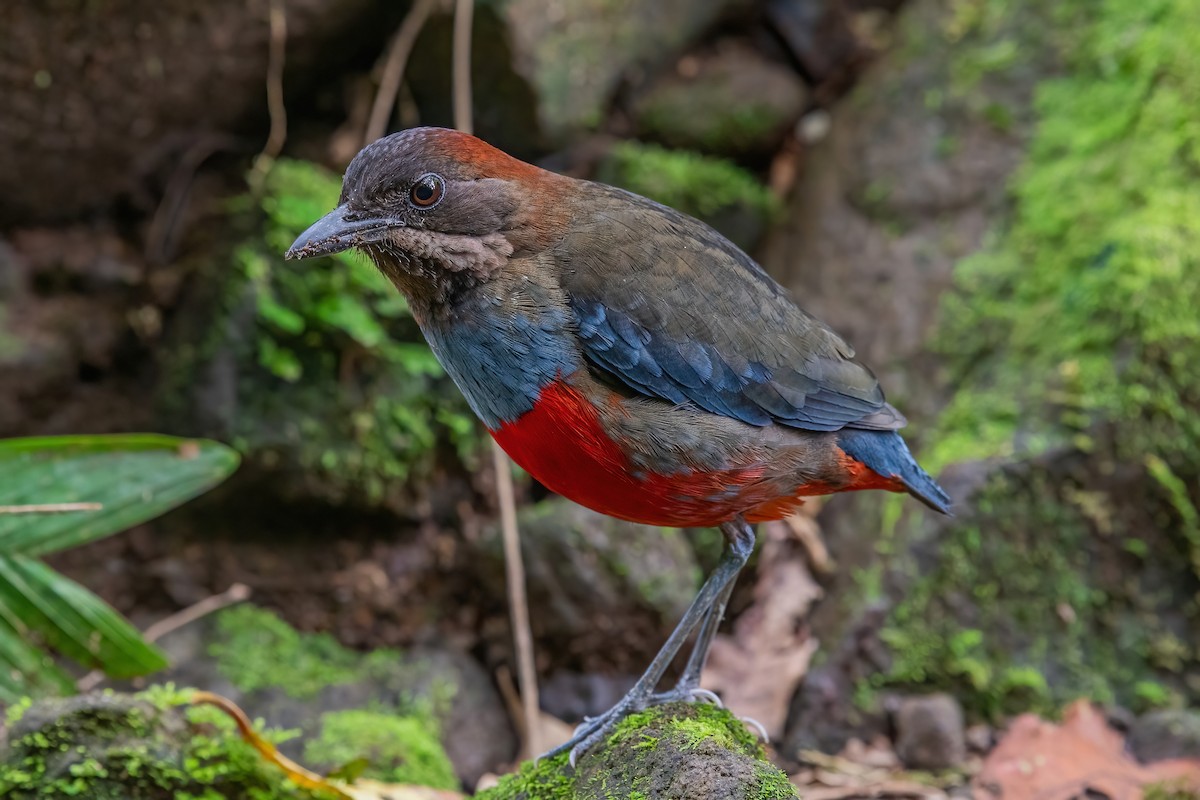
597 142 779 251
304 709 457 789
786 0 1200 749
478 702 797 800
500 0 747 136
0 689 335 799
192 604 514 785
160 158 480 513
632 42 808 156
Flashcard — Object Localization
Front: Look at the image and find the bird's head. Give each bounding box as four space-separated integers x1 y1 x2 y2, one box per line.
286 127 568 302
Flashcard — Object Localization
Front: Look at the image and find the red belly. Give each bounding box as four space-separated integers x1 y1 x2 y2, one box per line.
489 381 817 527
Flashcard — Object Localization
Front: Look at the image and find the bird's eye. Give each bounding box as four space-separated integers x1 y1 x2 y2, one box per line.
409 174 445 208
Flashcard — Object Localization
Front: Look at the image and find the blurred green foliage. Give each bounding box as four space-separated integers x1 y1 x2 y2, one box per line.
597 141 779 222
210 604 363 700
876 0 1200 717
932 0 1200 477
224 159 478 504
0 435 238 702
304 709 456 790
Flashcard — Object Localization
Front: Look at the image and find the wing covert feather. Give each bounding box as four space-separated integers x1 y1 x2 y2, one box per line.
558 187 904 433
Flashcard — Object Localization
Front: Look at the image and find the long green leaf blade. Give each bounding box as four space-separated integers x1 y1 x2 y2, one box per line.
0 555 166 698
0 434 239 557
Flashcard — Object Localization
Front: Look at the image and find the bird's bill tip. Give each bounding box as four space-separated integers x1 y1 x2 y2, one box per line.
284 206 396 260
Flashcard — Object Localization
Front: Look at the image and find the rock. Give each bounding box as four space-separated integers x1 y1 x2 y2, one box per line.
143 604 516 787
0 1 404 224
759 0 1039 419
476 702 798 800
892 693 966 770
471 498 702 680
1129 710 1200 764
774 0 1200 742
0 690 331 798
631 40 809 156
765 0 876 97
596 141 779 251
0 226 153 438
500 0 749 137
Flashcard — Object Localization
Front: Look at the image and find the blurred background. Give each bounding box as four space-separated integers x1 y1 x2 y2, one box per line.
2 0 1199 796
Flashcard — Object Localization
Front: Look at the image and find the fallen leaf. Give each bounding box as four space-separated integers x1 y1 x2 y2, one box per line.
190 691 465 800
974 700 1200 800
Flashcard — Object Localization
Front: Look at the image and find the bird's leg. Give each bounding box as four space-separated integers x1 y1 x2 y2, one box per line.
650 573 738 707
542 519 756 765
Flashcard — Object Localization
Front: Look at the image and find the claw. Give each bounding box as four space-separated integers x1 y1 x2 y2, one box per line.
689 688 723 707
740 715 770 743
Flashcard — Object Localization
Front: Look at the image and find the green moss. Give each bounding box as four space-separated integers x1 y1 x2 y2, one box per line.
871 0 1200 718
0 689 334 800
302 709 455 790
597 142 779 224
210 605 363 699
1146 783 1200 800
877 459 1200 717
163 158 479 508
476 752 576 800
931 0 1200 478
478 703 793 800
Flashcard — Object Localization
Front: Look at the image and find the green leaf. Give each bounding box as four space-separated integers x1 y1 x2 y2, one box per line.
313 294 388 348
0 556 166 687
0 434 240 557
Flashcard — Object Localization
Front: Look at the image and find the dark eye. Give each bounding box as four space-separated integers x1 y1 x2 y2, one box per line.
409 174 445 208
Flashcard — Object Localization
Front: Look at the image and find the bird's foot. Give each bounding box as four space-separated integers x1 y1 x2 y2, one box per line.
540 692 648 768
740 715 770 743
540 687 733 767
650 685 723 708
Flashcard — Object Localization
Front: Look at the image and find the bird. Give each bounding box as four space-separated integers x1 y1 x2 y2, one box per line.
287 126 950 762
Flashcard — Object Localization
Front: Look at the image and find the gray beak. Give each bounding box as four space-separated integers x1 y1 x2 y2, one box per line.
285 205 399 260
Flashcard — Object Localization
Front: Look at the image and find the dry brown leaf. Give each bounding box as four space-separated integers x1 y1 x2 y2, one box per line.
797 782 947 800
701 521 822 738
783 507 835 575
973 700 1200 800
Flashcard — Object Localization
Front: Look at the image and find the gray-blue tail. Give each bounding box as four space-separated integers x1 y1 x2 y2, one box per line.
838 429 951 514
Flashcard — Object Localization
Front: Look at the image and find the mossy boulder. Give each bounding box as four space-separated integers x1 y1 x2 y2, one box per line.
632 41 809 157
597 142 780 251
148 604 515 786
477 702 797 800
500 0 749 136
780 0 1200 750
0 689 333 799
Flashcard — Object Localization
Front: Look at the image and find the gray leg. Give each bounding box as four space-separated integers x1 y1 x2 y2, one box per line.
541 519 756 765
652 574 738 705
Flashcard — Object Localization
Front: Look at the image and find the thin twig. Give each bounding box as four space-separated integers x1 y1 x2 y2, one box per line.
0 503 103 514
452 0 474 137
451 0 539 754
248 0 288 195
75 583 252 692
140 583 252 643
492 442 541 755
365 0 439 145
262 0 288 161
